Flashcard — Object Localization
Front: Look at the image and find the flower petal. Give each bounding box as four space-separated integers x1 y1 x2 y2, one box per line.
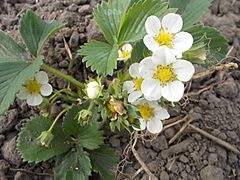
143 35 159 52
128 91 142 103
162 13 183 33
152 46 176 65
122 43 132 51
129 63 140 78
40 83 53 96
133 118 146 131
141 79 162 101
123 81 135 93
147 118 163 134
173 32 193 52
145 16 161 36
173 60 195 82
162 81 184 102
139 57 156 79
17 87 29 100
154 106 170 120
35 71 49 84
27 94 43 106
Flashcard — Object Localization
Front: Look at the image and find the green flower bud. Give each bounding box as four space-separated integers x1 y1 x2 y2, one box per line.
86 81 102 99
37 130 54 148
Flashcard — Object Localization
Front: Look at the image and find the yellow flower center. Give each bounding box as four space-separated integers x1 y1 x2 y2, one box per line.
153 65 176 85
26 79 41 95
139 103 154 121
134 78 144 91
155 29 174 48
120 50 130 59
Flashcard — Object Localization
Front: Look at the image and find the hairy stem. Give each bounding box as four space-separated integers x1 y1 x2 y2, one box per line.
42 64 85 89
48 108 68 132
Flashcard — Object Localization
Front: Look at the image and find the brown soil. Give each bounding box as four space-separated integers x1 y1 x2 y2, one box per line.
0 0 239 180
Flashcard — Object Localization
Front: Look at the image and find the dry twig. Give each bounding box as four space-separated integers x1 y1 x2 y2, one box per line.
188 124 240 155
192 62 238 80
131 133 158 180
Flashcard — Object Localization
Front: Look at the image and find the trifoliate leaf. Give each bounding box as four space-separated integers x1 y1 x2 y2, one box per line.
169 0 213 29
20 10 64 57
79 40 118 75
89 145 119 180
93 0 132 44
78 121 104 150
0 30 28 62
117 0 176 44
186 25 228 64
54 146 92 180
17 116 70 163
0 56 43 115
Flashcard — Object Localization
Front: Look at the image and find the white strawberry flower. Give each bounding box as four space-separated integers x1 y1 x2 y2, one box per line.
133 98 170 134
117 44 133 61
18 71 53 106
143 13 193 58
139 46 195 102
123 63 144 103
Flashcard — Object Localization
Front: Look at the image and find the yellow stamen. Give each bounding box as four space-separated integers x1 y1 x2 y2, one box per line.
26 79 41 95
153 65 176 85
139 103 154 121
120 50 130 59
155 29 174 48
134 78 144 91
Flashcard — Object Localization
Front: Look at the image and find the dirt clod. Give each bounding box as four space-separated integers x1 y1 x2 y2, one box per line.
200 165 224 180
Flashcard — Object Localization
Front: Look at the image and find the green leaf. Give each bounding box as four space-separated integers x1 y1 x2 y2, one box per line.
79 40 118 75
0 56 43 115
93 0 132 44
186 25 228 63
17 116 70 163
0 31 28 62
117 0 176 44
55 146 92 180
130 40 149 63
62 105 82 137
20 10 64 57
89 145 119 180
169 0 213 29
78 121 104 150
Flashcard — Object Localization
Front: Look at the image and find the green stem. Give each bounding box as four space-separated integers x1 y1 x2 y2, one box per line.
87 100 95 111
48 108 68 132
42 64 85 89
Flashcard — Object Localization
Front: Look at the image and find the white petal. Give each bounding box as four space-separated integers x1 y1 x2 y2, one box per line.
128 91 142 103
141 79 162 101
133 118 146 131
35 71 49 84
162 13 183 33
171 49 182 58
173 32 193 52
40 83 53 96
27 94 43 106
17 87 29 100
143 35 159 52
133 98 148 106
139 57 156 79
145 16 161 36
129 63 140 78
154 106 170 120
123 81 135 93
122 44 132 51
173 60 195 82
152 46 176 65
162 81 184 102
147 118 163 134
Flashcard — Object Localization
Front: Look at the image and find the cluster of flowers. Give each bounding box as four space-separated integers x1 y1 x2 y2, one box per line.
17 13 195 136
119 13 195 134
